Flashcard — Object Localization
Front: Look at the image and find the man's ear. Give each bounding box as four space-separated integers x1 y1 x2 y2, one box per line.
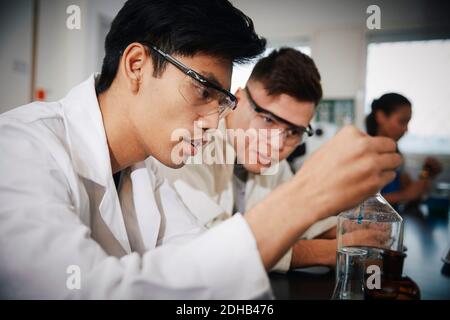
235 87 244 103
121 42 149 93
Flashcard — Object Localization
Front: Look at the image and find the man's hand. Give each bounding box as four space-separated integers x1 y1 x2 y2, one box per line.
290 239 337 268
245 126 402 270
341 228 392 248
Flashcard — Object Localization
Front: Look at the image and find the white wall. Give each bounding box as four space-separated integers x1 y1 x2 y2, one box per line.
32 0 125 102
83 0 126 76
0 0 33 113
34 0 88 102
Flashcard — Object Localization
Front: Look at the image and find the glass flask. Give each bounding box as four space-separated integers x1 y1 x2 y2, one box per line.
333 193 404 299
331 247 367 300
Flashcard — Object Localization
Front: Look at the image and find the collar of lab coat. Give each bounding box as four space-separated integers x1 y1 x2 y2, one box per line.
60 74 111 187
59 74 131 253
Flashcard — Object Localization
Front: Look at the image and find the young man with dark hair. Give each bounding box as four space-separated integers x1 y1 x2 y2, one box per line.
0 0 401 299
155 48 340 271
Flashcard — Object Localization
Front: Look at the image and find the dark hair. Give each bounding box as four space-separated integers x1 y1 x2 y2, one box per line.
96 0 266 94
248 47 322 105
365 93 411 136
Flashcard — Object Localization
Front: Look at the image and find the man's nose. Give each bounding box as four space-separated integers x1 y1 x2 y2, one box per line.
265 129 286 151
274 130 287 151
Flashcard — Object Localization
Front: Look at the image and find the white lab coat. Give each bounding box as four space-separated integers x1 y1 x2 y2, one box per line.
155 120 337 272
0 75 271 299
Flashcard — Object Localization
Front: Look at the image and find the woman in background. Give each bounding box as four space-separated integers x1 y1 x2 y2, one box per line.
366 93 442 209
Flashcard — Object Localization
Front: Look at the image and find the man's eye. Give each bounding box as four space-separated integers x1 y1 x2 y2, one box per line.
197 86 212 101
287 129 301 138
261 114 274 124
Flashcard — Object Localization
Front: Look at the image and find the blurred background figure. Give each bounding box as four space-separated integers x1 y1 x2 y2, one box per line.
366 93 443 210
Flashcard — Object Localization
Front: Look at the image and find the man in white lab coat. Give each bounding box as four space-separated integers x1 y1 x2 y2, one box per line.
0 0 402 299
155 48 338 272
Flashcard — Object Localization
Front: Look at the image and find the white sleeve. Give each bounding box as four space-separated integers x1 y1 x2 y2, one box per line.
271 248 293 273
275 161 337 240
300 216 337 240
0 122 271 299
263 162 293 273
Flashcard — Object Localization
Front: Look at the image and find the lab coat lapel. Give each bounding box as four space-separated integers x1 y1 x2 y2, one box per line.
60 75 131 254
120 162 161 251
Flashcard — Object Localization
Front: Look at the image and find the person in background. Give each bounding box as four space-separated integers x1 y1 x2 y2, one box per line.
366 93 442 209
154 49 351 271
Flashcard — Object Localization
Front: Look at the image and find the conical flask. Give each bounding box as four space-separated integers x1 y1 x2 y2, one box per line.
333 193 404 299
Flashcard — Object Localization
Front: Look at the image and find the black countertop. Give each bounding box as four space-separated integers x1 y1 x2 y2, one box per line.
269 206 450 300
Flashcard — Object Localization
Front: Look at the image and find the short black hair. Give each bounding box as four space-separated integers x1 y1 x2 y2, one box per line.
96 0 266 94
248 47 322 106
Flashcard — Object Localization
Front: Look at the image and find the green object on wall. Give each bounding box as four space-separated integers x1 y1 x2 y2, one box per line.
315 99 355 127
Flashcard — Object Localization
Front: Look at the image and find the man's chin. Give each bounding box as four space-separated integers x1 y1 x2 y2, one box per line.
155 155 187 169
166 160 186 169
156 141 194 169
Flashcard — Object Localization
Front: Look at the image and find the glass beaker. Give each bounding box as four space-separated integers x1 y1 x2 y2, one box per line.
333 193 404 299
332 247 367 300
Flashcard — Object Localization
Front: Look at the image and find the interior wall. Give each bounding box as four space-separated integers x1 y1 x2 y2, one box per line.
34 0 125 102
0 0 33 113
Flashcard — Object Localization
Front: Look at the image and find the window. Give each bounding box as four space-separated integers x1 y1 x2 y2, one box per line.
365 39 450 155
231 45 311 92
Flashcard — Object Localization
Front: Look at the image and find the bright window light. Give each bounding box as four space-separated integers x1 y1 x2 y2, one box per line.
365 40 450 155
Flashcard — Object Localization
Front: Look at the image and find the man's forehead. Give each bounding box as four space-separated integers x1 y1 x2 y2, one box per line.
200 71 231 90
187 54 232 89
248 84 315 127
